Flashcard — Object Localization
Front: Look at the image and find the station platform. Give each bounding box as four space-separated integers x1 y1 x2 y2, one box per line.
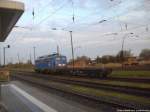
0 0 24 42
1 81 104 112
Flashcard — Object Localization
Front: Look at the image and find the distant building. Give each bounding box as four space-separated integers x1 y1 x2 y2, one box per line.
123 56 139 66
74 60 89 67
68 56 91 68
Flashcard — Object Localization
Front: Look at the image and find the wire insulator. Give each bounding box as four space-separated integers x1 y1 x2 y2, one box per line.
32 8 35 20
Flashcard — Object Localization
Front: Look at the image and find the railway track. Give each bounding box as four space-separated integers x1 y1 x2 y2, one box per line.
11 70 150 83
11 73 150 110
11 71 150 98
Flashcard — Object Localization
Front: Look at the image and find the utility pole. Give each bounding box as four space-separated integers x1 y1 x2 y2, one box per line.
69 31 75 69
30 53 32 64
17 53 20 64
121 33 133 70
33 47 36 63
3 47 5 66
3 45 10 66
57 45 60 56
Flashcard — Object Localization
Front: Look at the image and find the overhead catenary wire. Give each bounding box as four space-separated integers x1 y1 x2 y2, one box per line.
110 6 124 31
76 30 150 47
62 0 149 32
23 0 55 26
70 22 150 44
34 0 70 27
11 1 150 43
62 10 131 31
23 0 68 29
12 0 149 40
18 0 123 31
9 0 69 45
37 0 56 15
62 0 123 29
63 8 150 33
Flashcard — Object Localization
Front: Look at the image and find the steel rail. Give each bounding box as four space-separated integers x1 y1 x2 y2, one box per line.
12 74 149 110
11 71 150 98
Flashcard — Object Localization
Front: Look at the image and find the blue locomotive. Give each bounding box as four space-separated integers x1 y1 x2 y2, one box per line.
35 53 112 78
35 53 67 71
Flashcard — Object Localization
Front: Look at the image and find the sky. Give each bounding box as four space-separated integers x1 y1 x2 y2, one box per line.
1 0 150 64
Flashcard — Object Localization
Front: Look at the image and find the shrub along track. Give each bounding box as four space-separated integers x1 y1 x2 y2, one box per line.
11 71 150 110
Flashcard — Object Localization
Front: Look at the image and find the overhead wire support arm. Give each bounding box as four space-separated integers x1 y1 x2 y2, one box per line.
32 8 35 20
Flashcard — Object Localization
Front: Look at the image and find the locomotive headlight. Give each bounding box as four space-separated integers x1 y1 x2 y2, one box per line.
58 64 62 66
62 64 66 66
58 64 66 66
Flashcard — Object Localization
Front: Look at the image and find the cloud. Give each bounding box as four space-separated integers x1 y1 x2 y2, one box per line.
18 37 55 44
118 10 146 21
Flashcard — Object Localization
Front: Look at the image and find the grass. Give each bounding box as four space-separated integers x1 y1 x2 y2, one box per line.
10 68 34 72
69 85 150 105
70 77 150 89
7 64 34 72
95 63 121 68
0 75 9 82
110 71 150 78
96 80 150 89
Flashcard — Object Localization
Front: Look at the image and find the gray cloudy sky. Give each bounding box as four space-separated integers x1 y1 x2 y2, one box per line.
1 0 150 64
